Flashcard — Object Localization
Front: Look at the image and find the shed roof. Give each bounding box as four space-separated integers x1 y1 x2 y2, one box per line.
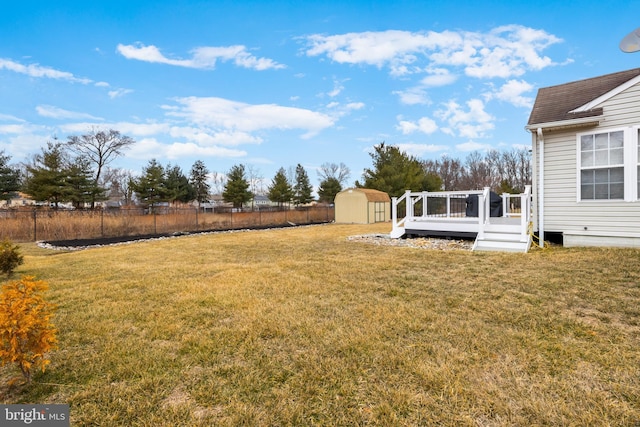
527 68 640 126
339 188 390 202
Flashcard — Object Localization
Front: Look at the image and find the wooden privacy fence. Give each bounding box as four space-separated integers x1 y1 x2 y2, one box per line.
0 205 335 243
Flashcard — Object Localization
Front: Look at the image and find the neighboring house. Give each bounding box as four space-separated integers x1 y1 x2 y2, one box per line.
2 192 36 208
248 194 278 210
526 67 640 248
335 188 390 224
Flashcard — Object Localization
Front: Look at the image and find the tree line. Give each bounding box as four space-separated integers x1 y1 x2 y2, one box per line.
0 129 531 209
357 142 531 198
0 128 354 209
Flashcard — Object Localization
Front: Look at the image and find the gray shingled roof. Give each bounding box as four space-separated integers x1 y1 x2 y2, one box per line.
527 68 640 126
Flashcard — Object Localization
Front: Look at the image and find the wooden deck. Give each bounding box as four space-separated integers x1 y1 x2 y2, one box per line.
391 187 532 252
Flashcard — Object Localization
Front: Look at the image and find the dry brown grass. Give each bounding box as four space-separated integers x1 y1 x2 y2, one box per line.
1 223 639 426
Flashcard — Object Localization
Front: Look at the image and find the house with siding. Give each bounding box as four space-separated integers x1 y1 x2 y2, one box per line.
526 67 640 247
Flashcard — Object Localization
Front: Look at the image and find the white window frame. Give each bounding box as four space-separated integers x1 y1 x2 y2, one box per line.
576 127 638 202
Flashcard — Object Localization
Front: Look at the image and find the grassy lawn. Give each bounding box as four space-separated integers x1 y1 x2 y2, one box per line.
1 223 640 426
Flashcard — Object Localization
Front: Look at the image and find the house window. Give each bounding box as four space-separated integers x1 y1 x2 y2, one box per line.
579 131 624 200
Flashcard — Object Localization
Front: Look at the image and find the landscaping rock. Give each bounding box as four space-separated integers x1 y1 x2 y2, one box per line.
347 233 473 251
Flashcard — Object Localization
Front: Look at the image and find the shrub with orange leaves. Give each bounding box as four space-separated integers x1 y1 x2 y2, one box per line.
0 276 57 382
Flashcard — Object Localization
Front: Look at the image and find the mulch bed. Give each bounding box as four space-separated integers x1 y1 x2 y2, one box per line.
40 222 309 250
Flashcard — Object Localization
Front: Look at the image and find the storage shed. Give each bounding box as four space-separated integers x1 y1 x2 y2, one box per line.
334 188 391 224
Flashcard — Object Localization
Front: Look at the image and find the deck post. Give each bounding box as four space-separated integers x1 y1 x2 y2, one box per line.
405 190 411 220
502 193 508 217
423 192 429 218
520 185 531 242
520 192 528 241
477 192 485 240
391 196 398 230
483 187 491 225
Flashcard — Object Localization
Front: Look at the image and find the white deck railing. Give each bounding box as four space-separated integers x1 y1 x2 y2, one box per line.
391 185 531 240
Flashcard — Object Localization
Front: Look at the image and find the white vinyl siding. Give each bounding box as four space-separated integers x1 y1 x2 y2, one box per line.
638 129 640 199
537 81 640 247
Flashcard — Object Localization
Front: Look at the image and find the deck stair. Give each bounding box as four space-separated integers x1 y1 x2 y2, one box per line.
473 222 531 253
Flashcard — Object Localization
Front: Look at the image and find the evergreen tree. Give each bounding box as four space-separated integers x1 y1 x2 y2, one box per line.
165 164 195 204
23 142 71 208
222 164 252 209
66 157 104 209
293 164 313 205
131 159 170 211
317 177 342 203
189 160 211 203
360 142 441 197
0 152 20 202
267 167 294 208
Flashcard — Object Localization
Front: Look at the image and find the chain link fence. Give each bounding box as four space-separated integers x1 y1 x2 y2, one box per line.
0 205 335 243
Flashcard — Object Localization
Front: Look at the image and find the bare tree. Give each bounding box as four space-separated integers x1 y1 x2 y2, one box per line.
318 162 351 186
66 127 135 208
485 149 503 190
245 165 265 196
210 171 228 195
461 151 493 190
101 167 135 205
424 156 464 191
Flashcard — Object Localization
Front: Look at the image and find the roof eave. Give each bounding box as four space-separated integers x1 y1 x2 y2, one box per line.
525 116 603 133
569 74 640 113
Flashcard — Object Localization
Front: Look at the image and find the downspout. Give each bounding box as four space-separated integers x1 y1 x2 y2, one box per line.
537 127 545 248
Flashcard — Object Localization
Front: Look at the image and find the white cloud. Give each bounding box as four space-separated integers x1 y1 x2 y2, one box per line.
59 122 170 137
167 96 334 138
0 58 92 84
393 87 430 105
127 138 247 161
0 114 25 122
303 25 562 79
345 102 365 110
328 80 344 97
166 142 246 159
0 128 50 160
396 143 448 157
117 43 285 71
483 79 534 108
394 69 456 105
396 117 438 135
455 140 494 152
0 124 32 134
420 68 458 87
108 88 134 99
36 105 104 121
168 127 262 147
435 99 494 138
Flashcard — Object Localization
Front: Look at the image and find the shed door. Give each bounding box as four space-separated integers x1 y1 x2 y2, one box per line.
374 202 386 222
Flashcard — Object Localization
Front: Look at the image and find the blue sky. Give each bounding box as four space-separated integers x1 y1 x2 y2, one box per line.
2 0 640 190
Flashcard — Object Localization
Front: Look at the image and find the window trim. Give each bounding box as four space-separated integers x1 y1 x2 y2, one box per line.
576 127 638 202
